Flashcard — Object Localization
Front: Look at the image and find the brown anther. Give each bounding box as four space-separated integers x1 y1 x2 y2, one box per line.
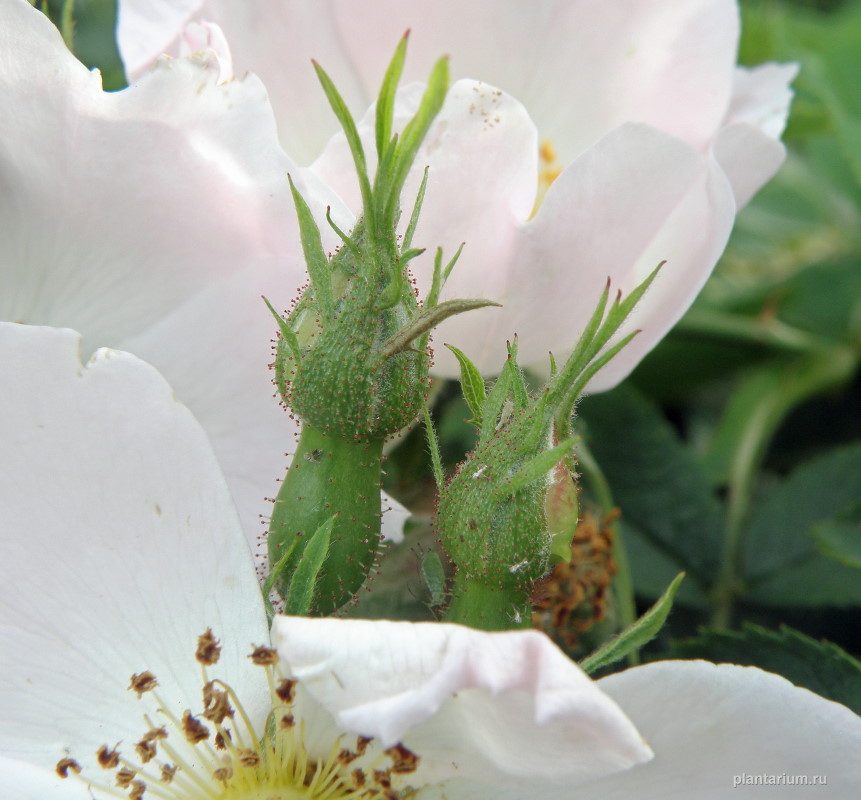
248 645 279 666
214 731 230 751
238 749 261 767
373 769 392 788
160 764 177 783
96 744 120 769
279 713 296 729
116 767 137 788
355 735 372 756
275 678 297 703
338 748 359 766
385 743 419 774
202 682 234 724
214 766 233 785
143 726 168 742
196 628 222 665
128 671 158 697
55 758 81 778
352 768 366 788
129 779 146 800
135 738 158 764
181 710 209 744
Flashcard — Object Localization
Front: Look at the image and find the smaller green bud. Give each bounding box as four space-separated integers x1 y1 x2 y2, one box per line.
437 264 663 630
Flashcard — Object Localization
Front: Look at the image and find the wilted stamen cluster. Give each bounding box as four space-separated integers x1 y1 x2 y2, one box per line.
57 629 418 799
532 510 618 648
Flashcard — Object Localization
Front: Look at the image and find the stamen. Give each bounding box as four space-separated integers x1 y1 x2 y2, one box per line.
57 630 420 799
129 671 158 697
97 744 120 769
55 757 81 778
195 629 222 666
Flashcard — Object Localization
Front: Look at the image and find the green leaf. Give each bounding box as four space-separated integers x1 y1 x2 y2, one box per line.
422 399 444 491
60 0 75 51
505 337 530 411
661 623 861 716
503 437 575 497
288 175 333 318
382 56 449 222
446 344 486 427
380 298 499 359
743 443 861 606
479 366 512 446
284 514 336 616
581 572 685 674
312 60 374 230
810 501 861 568
578 385 724 591
402 166 428 253
701 349 857 487
375 33 408 160
262 296 300 360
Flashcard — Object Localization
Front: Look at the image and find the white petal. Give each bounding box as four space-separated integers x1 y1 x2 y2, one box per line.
582 661 861 798
381 492 410 544
0 757 80 800
713 63 798 208
272 617 651 789
120 0 740 164
117 0 203 79
178 20 234 82
331 0 740 162
428 123 737 385
0 0 342 551
724 63 799 139
0 323 269 774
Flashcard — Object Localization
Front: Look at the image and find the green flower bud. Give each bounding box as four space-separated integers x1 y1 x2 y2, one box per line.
267 37 495 615
437 266 663 630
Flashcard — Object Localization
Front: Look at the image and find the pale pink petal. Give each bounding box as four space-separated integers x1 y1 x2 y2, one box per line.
578 661 861 798
0 323 269 776
428 123 737 385
381 493 410 543
178 20 233 81
0 1 381 552
713 63 797 208
117 0 203 80
119 0 739 164
332 0 739 162
724 63 798 138
0 758 80 800
122 1 378 164
272 616 652 789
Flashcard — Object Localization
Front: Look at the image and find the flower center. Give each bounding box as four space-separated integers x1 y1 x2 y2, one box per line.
57 630 416 799
530 139 563 219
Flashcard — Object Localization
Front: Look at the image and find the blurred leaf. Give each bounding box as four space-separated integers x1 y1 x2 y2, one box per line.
577 386 723 592
742 442 861 606
45 0 125 90
810 501 861 567
660 623 861 715
581 572 685 673
702 348 857 486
